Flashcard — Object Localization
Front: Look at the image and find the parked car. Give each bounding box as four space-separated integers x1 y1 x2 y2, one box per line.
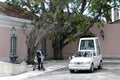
69 37 103 73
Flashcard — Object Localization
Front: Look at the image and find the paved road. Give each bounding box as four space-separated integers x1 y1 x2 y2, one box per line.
24 63 120 80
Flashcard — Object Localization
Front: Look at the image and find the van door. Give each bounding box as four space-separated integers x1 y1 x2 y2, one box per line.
94 39 101 66
95 39 101 55
93 52 98 67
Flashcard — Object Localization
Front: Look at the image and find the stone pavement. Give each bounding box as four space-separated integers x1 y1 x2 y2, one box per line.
0 60 69 80
0 59 120 80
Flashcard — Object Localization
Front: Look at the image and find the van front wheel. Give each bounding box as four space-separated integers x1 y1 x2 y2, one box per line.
89 63 94 73
69 69 75 73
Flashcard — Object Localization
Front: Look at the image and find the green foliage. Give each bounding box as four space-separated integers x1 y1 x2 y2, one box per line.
67 34 75 43
89 0 120 22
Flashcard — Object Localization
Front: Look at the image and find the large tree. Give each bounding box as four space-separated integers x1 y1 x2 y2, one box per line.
45 0 120 59
6 0 120 62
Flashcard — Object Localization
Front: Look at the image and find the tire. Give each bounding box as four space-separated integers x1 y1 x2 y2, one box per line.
98 60 103 69
70 69 75 73
89 63 94 73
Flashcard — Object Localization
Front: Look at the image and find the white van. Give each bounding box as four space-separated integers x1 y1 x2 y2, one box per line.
69 37 103 73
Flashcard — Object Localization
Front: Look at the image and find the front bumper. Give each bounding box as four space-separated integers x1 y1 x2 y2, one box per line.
69 64 91 70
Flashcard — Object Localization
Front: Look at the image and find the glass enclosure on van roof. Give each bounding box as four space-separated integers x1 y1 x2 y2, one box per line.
80 40 95 50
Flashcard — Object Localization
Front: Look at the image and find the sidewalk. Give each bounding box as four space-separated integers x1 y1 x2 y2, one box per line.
0 60 69 80
103 58 120 64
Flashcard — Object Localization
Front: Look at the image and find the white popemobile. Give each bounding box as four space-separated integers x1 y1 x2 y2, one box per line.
69 37 103 73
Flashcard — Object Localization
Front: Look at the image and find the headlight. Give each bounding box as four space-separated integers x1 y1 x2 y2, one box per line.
69 62 74 64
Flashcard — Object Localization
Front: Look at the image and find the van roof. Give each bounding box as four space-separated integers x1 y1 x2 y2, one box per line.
80 37 99 40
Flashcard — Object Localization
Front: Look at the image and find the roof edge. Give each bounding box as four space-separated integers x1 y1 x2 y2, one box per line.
0 14 31 24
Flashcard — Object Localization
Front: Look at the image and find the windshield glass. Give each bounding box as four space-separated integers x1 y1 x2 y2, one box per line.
75 51 92 57
80 40 95 50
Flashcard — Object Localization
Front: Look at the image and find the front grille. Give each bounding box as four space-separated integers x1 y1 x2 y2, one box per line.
74 62 83 65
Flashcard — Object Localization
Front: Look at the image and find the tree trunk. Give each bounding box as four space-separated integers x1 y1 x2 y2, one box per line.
27 48 35 64
52 40 63 60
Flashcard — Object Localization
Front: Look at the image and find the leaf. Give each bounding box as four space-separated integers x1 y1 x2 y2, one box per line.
67 34 75 43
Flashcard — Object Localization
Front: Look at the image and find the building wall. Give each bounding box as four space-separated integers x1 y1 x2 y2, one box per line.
90 24 120 58
0 27 27 62
0 27 10 61
16 29 27 62
62 39 78 58
0 15 32 62
46 40 53 59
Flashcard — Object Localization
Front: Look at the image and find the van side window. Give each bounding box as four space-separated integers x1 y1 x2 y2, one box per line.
94 53 96 56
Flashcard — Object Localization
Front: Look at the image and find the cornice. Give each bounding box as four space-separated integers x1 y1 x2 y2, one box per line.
0 14 33 29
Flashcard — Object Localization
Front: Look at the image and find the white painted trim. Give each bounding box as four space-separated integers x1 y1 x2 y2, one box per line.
119 10 120 19
0 14 33 29
0 15 31 24
0 14 45 32
111 8 115 22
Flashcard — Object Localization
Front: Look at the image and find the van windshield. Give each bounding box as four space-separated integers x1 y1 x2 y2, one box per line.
75 51 92 57
80 40 95 50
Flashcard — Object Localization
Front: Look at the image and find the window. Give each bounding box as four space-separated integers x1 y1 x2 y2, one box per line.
75 51 92 57
80 40 95 50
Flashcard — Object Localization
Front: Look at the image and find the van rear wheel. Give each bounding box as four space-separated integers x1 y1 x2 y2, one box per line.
98 61 103 69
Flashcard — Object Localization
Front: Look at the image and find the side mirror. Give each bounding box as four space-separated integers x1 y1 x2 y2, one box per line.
69 56 74 60
93 52 97 57
72 56 75 59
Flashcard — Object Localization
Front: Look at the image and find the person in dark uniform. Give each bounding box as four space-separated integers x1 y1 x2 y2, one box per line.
33 50 45 71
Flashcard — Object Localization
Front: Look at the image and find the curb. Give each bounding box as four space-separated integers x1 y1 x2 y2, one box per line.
0 61 68 80
103 60 120 64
